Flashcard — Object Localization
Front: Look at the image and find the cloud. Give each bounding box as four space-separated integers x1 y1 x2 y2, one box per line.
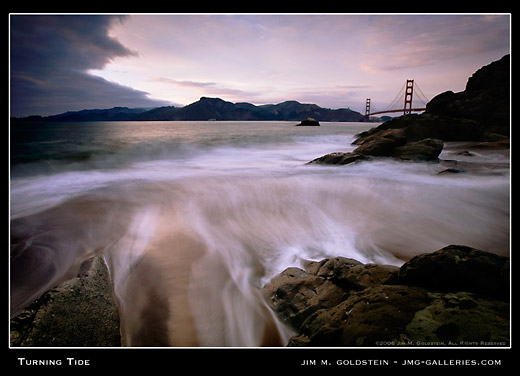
10 15 170 116
358 15 510 74
149 77 217 89
148 76 259 102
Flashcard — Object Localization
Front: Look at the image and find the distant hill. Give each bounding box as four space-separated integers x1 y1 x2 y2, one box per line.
46 107 152 122
12 97 364 122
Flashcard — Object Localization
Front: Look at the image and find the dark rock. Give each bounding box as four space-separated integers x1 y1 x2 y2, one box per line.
437 168 466 175
352 128 407 149
296 118 320 126
353 135 403 156
307 152 368 165
426 55 510 134
10 255 121 347
399 245 509 299
290 285 431 346
389 138 444 161
404 291 509 345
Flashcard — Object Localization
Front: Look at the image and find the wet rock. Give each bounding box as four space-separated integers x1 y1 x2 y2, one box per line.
437 168 466 175
10 255 121 347
305 257 399 290
289 285 431 346
262 245 510 347
307 152 368 165
399 245 510 299
404 291 509 345
388 138 444 161
352 128 408 156
262 267 347 329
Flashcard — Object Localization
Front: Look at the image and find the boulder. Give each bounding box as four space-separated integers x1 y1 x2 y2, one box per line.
352 128 407 151
389 138 444 161
399 245 510 299
262 267 347 329
10 255 121 347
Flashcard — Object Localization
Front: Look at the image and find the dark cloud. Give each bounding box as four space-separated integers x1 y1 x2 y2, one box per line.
10 15 170 117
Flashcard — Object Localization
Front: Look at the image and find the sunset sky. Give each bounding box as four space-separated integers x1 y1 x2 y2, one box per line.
10 14 510 117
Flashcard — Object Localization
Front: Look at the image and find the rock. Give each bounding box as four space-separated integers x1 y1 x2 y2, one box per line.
296 118 320 126
350 133 443 162
352 135 402 157
289 285 431 346
437 168 466 175
307 152 368 165
262 258 404 340
389 138 444 161
10 255 121 347
304 257 399 290
404 291 509 345
262 245 510 347
304 257 363 278
399 245 510 299
352 128 407 154
262 267 347 329
427 54 510 134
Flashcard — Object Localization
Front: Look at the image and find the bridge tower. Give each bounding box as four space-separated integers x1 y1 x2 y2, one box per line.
364 98 371 122
403 79 414 115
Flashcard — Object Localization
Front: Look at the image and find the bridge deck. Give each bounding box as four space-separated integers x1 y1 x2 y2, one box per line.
368 108 426 116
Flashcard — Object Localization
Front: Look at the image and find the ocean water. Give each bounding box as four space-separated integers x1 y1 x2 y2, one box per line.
10 121 510 346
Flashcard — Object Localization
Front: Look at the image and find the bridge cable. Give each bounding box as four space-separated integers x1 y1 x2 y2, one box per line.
383 82 406 112
414 82 430 107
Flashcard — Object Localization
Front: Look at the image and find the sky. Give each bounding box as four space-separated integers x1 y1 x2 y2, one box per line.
9 14 510 117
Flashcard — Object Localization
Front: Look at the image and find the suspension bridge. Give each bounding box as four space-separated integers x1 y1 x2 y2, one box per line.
364 79 429 121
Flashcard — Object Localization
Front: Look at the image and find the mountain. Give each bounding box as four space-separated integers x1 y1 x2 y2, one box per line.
137 97 364 122
46 107 153 122
12 98 364 122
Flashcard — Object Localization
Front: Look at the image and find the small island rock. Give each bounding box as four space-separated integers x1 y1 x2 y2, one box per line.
296 118 320 126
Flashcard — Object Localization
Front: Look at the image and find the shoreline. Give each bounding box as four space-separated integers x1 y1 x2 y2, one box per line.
10 242 510 348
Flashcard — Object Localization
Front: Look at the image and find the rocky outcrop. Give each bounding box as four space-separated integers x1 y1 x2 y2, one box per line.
308 136 444 165
307 152 368 166
310 55 510 166
295 118 320 126
10 255 121 347
262 245 510 347
310 129 445 165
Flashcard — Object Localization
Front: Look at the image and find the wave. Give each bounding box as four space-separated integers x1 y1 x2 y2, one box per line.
10 167 510 346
